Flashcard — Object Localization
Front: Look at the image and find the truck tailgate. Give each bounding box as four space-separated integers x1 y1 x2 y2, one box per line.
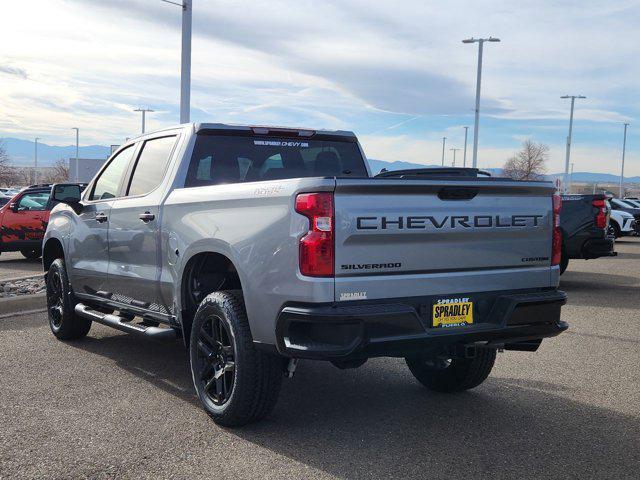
334 178 557 300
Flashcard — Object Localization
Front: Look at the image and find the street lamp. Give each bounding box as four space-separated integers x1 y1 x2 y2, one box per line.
620 123 630 198
71 127 79 182
462 126 469 167
161 0 192 123
561 95 586 193
450 148 461 167
462 36 500 169
441 137 447 166
134 108 155 134
34 137 40 185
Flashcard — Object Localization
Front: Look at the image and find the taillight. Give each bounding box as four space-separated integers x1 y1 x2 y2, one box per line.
592 198 607 229
295 192 334 277
552 194 562 266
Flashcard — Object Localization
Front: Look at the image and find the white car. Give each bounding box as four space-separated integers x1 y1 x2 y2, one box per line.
608 209 636 238
623 198 640 208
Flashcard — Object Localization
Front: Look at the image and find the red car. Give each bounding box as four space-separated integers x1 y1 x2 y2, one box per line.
0 185 61 259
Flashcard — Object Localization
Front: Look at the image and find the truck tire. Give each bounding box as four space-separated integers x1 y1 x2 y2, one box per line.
21 248 42 259
46 258 92 340
189 290 282 427
405 348 496 393
609 222 621 239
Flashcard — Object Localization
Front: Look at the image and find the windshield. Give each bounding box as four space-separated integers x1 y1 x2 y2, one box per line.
186 134 369 187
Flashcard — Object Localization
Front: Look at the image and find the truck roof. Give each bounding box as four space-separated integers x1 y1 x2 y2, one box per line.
126 122 357 143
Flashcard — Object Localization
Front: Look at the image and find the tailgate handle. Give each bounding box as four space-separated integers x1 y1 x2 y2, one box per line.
438 187 479 201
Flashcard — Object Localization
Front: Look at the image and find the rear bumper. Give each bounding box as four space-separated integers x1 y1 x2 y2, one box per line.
582 237 617 259
276 289 568 360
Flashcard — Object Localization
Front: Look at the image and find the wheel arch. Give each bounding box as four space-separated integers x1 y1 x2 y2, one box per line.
179 249 246 346
43 236 65 272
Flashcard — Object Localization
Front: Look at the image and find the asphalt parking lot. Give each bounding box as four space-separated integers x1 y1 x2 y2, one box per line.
1 240 639 479
0 252 42 280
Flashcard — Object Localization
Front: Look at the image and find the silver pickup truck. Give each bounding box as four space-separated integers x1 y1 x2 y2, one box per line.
43 123 567 426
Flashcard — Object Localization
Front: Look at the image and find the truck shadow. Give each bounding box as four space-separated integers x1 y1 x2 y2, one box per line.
70 329 639 479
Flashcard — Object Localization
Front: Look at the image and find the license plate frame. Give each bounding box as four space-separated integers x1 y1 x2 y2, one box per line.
432 298 474 328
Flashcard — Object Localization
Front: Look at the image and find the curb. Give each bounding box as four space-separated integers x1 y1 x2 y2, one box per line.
0 292 46 317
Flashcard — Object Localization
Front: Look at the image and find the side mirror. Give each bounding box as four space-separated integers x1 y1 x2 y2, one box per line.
9 203 17 212
52 183 82 204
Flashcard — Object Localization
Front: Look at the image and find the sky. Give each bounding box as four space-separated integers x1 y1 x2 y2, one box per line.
1 0 640 175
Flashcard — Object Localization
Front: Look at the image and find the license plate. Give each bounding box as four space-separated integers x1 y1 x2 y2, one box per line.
432 298 474 328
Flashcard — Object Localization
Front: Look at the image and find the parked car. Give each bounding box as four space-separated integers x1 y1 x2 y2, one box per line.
0 184 86 259
43 123 568 427
609 209 636 238
609 198 640 235
559 194 616 274
622 198 640 208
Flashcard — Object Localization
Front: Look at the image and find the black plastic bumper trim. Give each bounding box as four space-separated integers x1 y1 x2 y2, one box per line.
276 290 567 360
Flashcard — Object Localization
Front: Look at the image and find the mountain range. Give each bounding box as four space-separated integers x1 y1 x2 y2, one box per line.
1 137 638 183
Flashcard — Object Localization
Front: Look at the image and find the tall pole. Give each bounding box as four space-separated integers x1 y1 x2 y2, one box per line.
441 137 447 166
472 40 483 168
450 148 460 167
134 108 154 134
570 162 574 192
72 127 79 182
180 0 192 123
620 122 630 198
462 37 500 169
34 137 40 185
463 126 469 167
561 95 586 194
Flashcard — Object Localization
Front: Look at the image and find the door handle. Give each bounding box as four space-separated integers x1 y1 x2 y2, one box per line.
95 213 108 223
139 212 155 223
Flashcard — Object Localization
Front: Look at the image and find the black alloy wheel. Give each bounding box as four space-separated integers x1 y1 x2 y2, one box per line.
194 314 236 406
47 267 64 330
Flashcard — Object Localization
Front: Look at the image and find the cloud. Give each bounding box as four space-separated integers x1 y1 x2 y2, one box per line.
0 65 27 79
1 0 639 177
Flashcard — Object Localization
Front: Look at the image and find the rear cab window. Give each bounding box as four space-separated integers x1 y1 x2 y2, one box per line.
127 136 177 196
185 134 368 187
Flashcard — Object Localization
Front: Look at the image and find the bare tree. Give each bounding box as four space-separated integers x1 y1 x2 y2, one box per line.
502 140 548 181
15 167 33 186
42 159 69 184
0 141 14 186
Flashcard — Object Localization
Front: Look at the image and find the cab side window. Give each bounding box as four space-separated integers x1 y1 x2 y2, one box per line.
16 192 50 211
90 145 135 201
127 136 177 197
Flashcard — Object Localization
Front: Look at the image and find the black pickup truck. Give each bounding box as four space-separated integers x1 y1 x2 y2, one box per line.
559 194 616 274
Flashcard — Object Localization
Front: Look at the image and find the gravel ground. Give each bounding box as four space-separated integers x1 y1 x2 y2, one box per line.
0 276 45 298
0 239 639 479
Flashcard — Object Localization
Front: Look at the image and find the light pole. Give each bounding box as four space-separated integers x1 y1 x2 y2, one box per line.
570 162 574 192
441 137 447 166
161 0 192 123
620 122 630 198
463 126 469 167
34 137 40 185
450 148 460 167
561 95 586 193
71 127 79 182
462 36 500 169
134 108 154 134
